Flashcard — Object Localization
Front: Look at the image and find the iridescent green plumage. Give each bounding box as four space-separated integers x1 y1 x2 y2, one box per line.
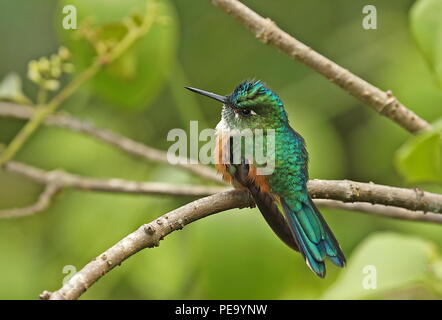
186 80 346 277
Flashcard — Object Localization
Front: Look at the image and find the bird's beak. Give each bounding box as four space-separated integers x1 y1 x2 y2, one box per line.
184 86 227 104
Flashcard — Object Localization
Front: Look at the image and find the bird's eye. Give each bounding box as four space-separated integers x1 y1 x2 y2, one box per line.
241 108 255 116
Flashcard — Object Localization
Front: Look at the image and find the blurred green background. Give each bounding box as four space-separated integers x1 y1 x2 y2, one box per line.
1 0 442 299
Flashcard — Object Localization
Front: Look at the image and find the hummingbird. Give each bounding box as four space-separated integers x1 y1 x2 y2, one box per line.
185 80 345 277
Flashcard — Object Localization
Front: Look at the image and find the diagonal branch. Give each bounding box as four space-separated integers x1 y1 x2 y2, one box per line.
0 102 223 184
40 190 255 300
210 0 430 134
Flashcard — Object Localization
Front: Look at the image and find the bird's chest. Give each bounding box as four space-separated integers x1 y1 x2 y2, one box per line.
214 122 237 185
214 129 234 184
214 122 271 192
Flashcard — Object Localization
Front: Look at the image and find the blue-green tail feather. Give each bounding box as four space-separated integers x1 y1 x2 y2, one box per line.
281 197 346 277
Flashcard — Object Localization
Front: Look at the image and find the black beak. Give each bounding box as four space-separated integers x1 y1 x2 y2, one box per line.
184 86 227 104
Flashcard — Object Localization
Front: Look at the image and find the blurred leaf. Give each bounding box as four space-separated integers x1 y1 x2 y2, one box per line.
59 0 177 110
109 47 137 80
322 232 438 299
410 0 442 87
394 119 442 184
0 72 31 104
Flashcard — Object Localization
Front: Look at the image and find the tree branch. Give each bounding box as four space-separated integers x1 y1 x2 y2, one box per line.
4 161 442 219
0 102 223 184
210 0 430 134
0 161 229 218
307 179 442 213
40 185 442 300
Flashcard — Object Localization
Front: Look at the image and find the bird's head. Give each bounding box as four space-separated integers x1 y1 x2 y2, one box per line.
185 80 288 130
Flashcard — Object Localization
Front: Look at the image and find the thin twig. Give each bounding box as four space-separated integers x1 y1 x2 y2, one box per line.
0 183 60 218
315 199 442 224
0 102 223 183
210 0 430 134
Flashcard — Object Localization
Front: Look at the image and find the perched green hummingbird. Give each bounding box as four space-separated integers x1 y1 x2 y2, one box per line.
185 80 345 277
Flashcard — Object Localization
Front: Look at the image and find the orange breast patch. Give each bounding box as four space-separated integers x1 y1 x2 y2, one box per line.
247 165 271 193
214 133 270 193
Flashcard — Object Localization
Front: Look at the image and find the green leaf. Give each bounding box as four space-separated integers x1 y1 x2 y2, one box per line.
410 0 442 87
0 72 31 104
394 120 442 184
322 232 438 299
59 0 177 110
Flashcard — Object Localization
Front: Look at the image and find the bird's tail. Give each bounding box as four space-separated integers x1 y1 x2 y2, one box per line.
281 197 346 278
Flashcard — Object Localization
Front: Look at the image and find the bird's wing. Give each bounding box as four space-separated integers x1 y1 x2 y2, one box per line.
232 160 299 252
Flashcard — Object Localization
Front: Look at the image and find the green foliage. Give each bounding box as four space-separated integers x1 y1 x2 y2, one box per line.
411 0 442 88
394 120 442 184
322 233 440 299
59 0 177 110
